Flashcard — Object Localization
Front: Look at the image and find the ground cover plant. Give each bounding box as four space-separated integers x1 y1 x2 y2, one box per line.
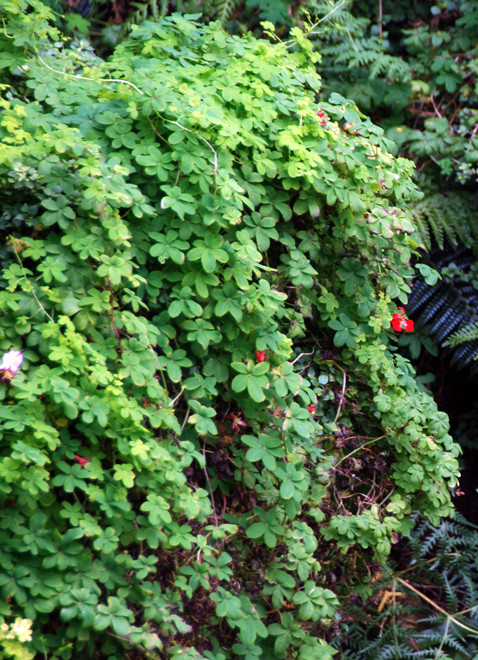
0 2 461 657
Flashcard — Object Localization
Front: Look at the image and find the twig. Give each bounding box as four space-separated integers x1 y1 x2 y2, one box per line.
203 442 219 527
290 350 314 365
333 434 386 470
396 577 478 636
285 0 348 44
165 119 218 176
333 370 347 424
430 93 442 118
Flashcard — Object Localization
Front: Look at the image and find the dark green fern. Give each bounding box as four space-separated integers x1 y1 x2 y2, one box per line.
120 0 240 33
408 184 478 252
213 0 238 26
306 0 411 90
407 243 478 374
123 0 168 30
339 513 478 659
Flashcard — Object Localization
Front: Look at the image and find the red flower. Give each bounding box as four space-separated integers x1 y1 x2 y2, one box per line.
227 413 247 433
391 308 414 332
307 404 317 416
74 455 91 466
317 109 327 127
255 350 267 362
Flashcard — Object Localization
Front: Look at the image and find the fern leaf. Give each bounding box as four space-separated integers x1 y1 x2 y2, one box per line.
444 321 478 347
122 0 169 32
407 180 478 252
213 0 238 26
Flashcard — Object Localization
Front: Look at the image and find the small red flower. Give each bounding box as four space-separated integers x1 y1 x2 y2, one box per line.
74 455 91 466
307 404 317 416
255 350 267 363
227 413 247 434
391 308 414 332
317 109 327 127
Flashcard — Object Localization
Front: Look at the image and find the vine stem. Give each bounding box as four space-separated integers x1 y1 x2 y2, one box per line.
285 0 348 45
290 350 314 365
169 387 185 408
180 406 190 434
13 249 55 323
165 118 218 176
430 93 442 118
333 434 386 470
333 370 347 424
396 577 478 636
34 47 144 95
202 441 218 527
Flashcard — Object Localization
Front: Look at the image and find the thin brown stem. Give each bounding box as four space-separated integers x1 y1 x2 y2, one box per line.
396 577 478 636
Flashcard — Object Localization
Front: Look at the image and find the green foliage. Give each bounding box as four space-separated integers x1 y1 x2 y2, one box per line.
306 0 411 115
408 178 478 252
307 0 478 377
70 0 294 47
0 0 60 70
339 513 478 658
308 0 410 83
445 321 478 348
0 5 460 657
310 0 478 184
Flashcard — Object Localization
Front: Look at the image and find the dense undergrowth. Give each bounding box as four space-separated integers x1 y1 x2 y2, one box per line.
0 1 462 658
308 0 478 371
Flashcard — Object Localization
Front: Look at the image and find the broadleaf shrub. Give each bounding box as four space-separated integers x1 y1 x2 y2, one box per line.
0 5 460 657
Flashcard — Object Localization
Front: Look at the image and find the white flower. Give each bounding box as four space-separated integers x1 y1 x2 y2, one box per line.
0 350 24 381
10 618 33 643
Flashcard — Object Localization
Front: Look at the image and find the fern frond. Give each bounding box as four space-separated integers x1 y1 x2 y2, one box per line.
444 321 478 348
122 0 169 32
213 0 238 26
408 189 478 252
202 0 214 17
341 512 478 657
407 240 478 372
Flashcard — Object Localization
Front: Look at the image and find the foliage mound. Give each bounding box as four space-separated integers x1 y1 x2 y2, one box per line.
0 4 460 658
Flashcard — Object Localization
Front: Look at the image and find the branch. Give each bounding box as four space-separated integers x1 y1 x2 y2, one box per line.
396 577 478 636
